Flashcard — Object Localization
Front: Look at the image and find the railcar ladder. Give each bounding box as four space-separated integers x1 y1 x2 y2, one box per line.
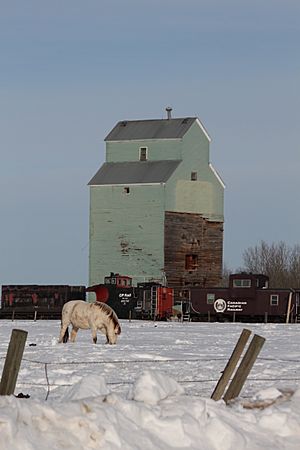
150 286 157 319
181 289 191 322
182 299 191 322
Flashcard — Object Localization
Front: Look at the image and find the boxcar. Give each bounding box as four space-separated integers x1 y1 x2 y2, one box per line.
0 284 86 319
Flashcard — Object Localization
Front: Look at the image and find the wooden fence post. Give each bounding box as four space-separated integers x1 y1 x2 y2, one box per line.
0 329 28 396
211 328 251 401
286 291 293 324
223 334 265 403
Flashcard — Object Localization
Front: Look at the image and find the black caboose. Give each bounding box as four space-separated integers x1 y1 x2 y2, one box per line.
87 273 174 320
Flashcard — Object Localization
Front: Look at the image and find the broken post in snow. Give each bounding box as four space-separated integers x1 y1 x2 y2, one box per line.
211 328 251 401
211 329 265 404
223 334 265 403
0 329 28 396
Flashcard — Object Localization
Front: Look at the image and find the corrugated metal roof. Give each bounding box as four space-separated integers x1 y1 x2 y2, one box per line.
88 160 182 185
104 118 196 141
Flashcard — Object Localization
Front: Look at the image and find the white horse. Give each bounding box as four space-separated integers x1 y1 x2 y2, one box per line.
58 300 121 345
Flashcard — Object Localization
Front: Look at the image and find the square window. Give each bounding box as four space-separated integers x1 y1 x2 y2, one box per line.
124 187 130 194
207 293 215 304
185 254 198 271
270 295 279 306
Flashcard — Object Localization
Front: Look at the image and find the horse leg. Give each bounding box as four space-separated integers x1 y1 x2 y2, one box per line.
91 327 98 344
70 326 79 342
58 323 69 343
106 326 117 345
96 324 109 344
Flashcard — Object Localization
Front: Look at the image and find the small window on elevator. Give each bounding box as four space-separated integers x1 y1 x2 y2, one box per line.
123 187 130 194
185 254 198 271
191 171 197 181
139 147 148 161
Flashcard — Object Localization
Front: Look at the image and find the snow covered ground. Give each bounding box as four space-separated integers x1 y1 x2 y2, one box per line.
0 319 300 449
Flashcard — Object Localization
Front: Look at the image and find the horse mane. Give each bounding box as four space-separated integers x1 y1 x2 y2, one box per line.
94 302 121 334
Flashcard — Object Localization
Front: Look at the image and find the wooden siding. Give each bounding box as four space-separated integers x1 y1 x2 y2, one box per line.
164 211 223 291
89 185 165 287
106 139 182 163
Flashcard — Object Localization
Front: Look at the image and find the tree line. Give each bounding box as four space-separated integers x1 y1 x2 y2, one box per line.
223 240 300 288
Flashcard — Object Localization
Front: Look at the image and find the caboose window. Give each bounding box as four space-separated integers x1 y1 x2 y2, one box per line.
207 293 215 304
233 279 251 288
270 294 279 306
185 254 198 271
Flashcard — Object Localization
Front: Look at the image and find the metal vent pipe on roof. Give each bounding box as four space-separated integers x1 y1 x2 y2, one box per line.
166 107 172 119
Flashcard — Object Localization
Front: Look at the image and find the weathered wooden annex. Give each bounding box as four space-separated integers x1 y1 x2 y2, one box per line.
88 109 225 294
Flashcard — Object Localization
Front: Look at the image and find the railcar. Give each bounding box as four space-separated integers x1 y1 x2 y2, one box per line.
2 273 298 323
0 284 86 319
178 273 299 323
87 273 174 320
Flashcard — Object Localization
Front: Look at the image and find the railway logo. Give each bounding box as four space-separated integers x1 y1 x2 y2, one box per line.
118 292 132 305
214 298 227 313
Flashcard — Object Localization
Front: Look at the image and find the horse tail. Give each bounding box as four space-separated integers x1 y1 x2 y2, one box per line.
62 327 69 343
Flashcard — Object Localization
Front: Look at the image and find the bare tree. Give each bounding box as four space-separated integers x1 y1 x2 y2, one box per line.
289 244 300 287
242 240 300 288
218 263 232 287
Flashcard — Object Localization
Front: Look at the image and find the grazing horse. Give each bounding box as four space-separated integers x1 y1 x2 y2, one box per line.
58 300 121 345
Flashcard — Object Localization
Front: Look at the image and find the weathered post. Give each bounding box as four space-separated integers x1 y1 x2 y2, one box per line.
211 328 251 401
223 334 265 403
0 329 28 396
286 291 293 324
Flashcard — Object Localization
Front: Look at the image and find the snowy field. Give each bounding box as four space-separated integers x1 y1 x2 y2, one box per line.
0 319 300 449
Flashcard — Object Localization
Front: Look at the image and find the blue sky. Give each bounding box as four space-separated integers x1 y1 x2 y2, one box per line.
1 0 299 284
